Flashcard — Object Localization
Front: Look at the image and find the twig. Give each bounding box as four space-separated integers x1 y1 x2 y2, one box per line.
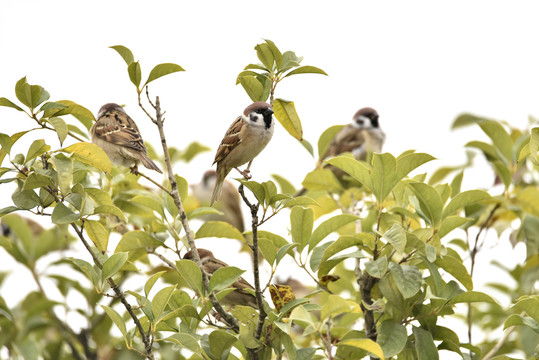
238 185 267 340
137 171 172 196
140 92 239 332
482 319 520 360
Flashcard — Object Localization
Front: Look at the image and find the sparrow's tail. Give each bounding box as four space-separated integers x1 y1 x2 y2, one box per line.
210 169 227 206
139 153 163 174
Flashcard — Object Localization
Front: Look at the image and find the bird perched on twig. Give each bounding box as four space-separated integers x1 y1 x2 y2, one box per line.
191 170 244 232
90 103 162 174
211 102 274 205
183 248 258 309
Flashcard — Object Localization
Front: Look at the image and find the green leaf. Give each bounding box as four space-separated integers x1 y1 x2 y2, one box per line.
290 206 313 251
152 285 176 322
178 141 211 162
271 174 296 194
504 314 539 333
339 339 384 359
319 234 373 265
145 63 185 85
529 127 539 165
436 255 473 290
110 45 135 65
365 256 388 278
46 100 95 130
15 77 49 109
264 39 283 69
255 43 275 71
452 113 489 129
326 156 373 191
51 153 73 195
413 326 439 360
208 266 245 293
115 230 162 252
439 215 471 238
449 291 497 304
511 296 539 323
39 101 68 112
309 214 358 251
377 320 407 358
93 205 127 223
298 138 314 157
12 188 40 209
26 139 50 162
443 190 492 218
239 76 266 102
195 221 244 241
84 220 109 253
382 224 407 254
371 153 399 203
478 120 513 163
166 333 201 353
284 65 327 78
408 182 444 226
301 168 343 192
273 98 303 140
69 258 100 287
62 142 112 173
51 202 79 224
22 173 55 190
144 271 167 297
101 305 128 339
209 330 237 360
48 117 69 145
321 294 357 320
102 252 128 281
317 125 344 159
396 152 435 180
177 259 204 296
0 97 24 111
388 262 422 299
128 61 142 88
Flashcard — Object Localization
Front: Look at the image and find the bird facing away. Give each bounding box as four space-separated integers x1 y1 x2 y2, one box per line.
183 248 258 309
320 107 386 163
190 170 245 232
90 103 162 174
211 102 274 205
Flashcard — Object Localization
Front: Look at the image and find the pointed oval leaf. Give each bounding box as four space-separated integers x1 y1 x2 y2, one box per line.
46 100 95 130
339 339 384 359
290 206 314 251
377 320 407 358
102 252 128 281
51 202 79 224
449 291 496 305
512 296 539 323
63 142 112 173
152 285 177 322
101 305 128 338
145 271 167 298
254 43 275 71
301 168 343 192
239 75 266 102
478 120 513 163
436 255 473 290
195 221 244 241
128 61 141 88
264 39 283 69
309 214 359 251
145 63 185 85
51 153 73 195
110 45 134 65
208 266 246 293
85 220 109 253
177 259 204 296
48 117 69 145
408 182 444 226
115 230 162 252
326 155 373 191
413 326 439 360
382 224 407 254
396 152 436 180
318 125 345 159
209 330 238 360
443 190 492 218
273 98 303 140
26 139 50 162
388 262 422 299
365 256 388 278
284 65 328 78
0 97 23 111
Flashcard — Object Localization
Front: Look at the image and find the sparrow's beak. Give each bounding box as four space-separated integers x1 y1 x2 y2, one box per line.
265 108 274 116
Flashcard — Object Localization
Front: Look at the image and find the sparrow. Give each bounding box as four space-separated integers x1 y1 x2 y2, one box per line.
211 102 274 205
183 248 258 309
90 103 162 174
320 107 385 163
190 170 245 232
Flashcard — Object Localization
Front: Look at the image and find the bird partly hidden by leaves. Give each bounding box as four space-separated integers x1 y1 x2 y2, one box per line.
90 103 162 174
296 107 386 196
183 248 258 309
211 102 274 206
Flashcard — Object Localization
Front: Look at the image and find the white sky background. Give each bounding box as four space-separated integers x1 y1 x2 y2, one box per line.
1 0 538 357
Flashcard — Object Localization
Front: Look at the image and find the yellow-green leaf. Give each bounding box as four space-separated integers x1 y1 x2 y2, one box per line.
273 98 303 140
63 142 112 173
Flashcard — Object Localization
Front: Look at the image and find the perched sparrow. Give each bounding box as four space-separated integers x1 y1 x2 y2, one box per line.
320 107 385 163
211 102 274 205
183 248 258 309
90 103 162 174
191 170 245 232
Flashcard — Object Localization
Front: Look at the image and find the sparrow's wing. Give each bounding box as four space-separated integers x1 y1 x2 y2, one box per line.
93 110 147 152
213 116 244 165
321 124 365 161
201 256 254 292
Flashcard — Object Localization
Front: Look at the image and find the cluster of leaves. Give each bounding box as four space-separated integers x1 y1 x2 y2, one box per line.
0 40 538 360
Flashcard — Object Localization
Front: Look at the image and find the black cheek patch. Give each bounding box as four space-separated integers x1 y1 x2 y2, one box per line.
250 113 259 122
